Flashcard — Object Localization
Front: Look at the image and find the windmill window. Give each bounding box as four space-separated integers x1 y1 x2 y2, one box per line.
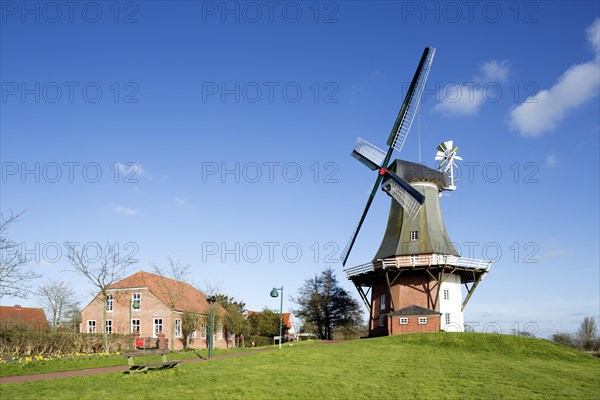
418 317 427 325
443 289 450 300
379 314 386 327
399 318 408 325
380 294 386 311
410 231 419 241
410 255 418 264
445 313 451 324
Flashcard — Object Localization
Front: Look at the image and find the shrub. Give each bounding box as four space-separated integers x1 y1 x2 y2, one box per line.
0 332 130 356
551 332 575 348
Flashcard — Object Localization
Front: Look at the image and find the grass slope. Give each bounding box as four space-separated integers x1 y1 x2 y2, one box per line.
1 333 598 399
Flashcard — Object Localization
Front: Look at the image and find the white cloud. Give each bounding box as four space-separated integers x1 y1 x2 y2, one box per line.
174 197 191 207
544 248 573 258
508 18 600 137
545 154 557 167
434 60 509 117
113 162 149 178
108 202 141 216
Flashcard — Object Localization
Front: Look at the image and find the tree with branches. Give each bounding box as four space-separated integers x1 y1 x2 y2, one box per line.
0 211 41 298
36 280 79 330
294 267 363 340
66 241 136 351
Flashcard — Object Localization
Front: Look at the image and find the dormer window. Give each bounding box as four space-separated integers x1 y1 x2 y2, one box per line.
410 231 419 241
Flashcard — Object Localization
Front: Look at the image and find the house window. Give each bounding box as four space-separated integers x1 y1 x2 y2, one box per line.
399 318 408 325
131 319 140 334
443 289 450 300
190 330 197 339
410 254 418 264
175 319 182 338
380 294 386 311
106 295 113 312
200 321 207 339
87 320 96 334
132 293 141 310
410 231 419 241
418 317 427 325
379 314 386 327
445 313 451 325
105 320 112 334
217 323 223 340
153 318 163 337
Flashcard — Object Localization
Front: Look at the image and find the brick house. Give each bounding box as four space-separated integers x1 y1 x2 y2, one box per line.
0 305 50 332
80 271 229 350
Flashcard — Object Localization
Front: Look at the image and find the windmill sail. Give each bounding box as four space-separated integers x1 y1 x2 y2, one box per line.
351 138 387 170
340 47 436 266
382 171 425 219
387 47 436 153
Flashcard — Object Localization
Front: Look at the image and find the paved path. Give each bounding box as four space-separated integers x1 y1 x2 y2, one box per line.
0 350 267 385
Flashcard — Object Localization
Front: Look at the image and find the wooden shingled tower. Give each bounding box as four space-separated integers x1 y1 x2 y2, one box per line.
340 47 491 336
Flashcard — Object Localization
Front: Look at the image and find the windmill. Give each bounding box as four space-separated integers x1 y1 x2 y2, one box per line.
341 48 492 337
435 140 462 191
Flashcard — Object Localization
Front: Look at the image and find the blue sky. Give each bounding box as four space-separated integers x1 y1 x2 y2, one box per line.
1 1 599 338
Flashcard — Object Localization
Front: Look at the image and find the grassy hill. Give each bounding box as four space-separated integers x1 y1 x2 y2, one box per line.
2 333 599 399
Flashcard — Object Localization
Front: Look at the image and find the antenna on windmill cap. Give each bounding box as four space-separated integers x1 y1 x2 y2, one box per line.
435 140 462 191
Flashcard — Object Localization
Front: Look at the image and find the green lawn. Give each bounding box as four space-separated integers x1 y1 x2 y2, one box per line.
1 334 598 399
0 345 266 378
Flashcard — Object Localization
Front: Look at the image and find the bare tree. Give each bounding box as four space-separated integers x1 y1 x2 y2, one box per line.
152 257 191 350
66 241 136 351
36 280 79 331
0 211 41 298
577 316 598 351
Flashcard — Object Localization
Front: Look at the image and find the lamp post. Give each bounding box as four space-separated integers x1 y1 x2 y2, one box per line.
270 287 283 349
207 295 216 359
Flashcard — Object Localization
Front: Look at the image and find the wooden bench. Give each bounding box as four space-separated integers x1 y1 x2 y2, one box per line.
123 348 181 374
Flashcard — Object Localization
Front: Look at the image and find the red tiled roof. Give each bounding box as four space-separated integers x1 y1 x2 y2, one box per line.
109 271 225 315
0 305 50 331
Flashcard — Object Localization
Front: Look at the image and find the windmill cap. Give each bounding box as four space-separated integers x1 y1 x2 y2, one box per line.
390 159 449 190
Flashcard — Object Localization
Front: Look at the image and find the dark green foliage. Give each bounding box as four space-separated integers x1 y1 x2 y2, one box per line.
293 267 363 340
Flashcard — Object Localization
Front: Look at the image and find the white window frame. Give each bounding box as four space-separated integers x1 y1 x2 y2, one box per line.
380 294 386 311
153 318 163 337
410 254 418 264
175 319 182 338
132 293 141 311
105 320 113 334
379 314 385 327
418 317 427 325
443 288 450 300
131 319 140 334
445 313 451 325
217 323 223 341
190 330 197 339
410 231 419 241
87 320 96 334
399 317 408 325
106 295 113 312
200 321 207 340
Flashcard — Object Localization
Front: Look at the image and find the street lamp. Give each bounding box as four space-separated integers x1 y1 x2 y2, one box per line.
270 287 283 349
207 295 216 359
